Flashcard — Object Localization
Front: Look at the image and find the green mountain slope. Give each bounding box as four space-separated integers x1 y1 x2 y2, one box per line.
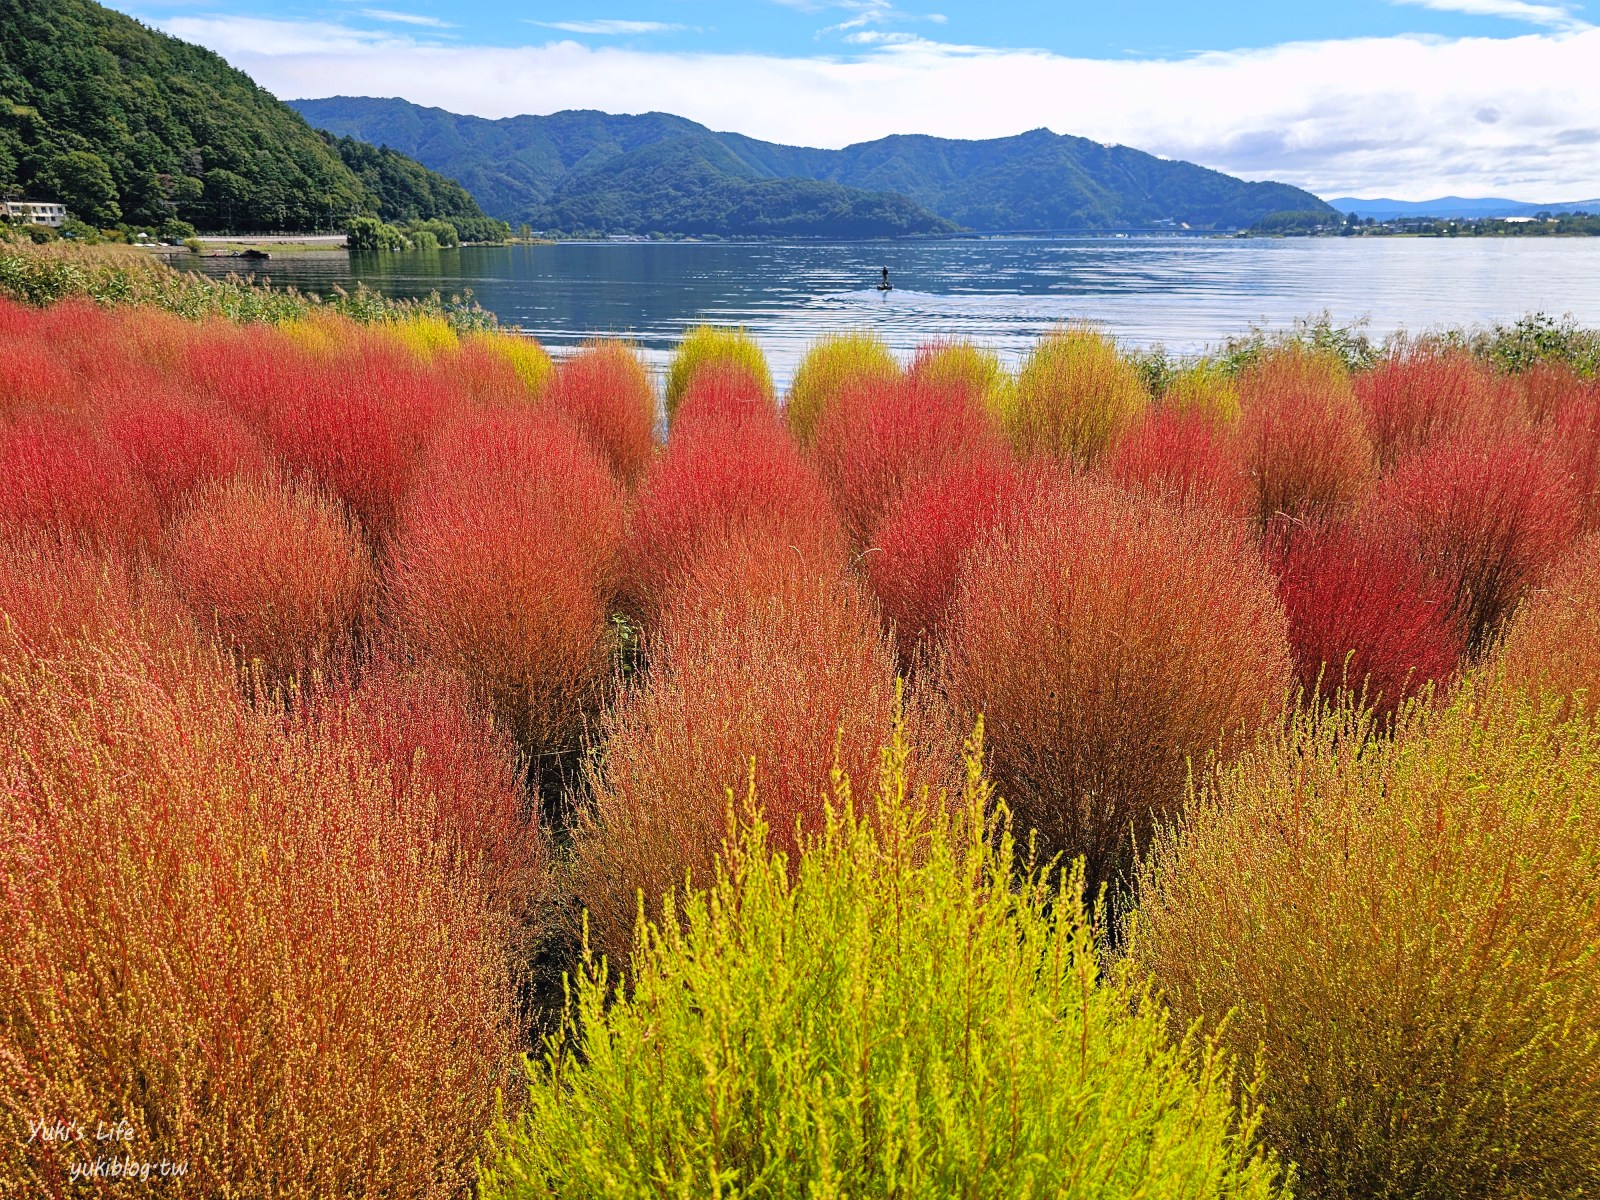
0 0 501 237
291 96 1332 235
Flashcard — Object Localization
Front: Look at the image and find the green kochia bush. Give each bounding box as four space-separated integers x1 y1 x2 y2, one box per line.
483 734 1289 1200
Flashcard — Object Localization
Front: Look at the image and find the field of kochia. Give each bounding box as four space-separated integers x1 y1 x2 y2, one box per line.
1 288 1597 1198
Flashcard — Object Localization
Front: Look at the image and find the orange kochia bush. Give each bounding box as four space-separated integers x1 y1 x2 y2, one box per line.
942 477 1292 895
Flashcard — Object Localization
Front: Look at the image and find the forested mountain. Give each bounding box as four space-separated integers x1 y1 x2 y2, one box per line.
321 135 505 242
292 97 1333 235
0 0 502 237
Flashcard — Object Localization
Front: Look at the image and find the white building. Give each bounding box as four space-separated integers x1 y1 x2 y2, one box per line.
4 200 68 228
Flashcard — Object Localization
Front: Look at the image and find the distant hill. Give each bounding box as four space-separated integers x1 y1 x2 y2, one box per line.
0 0 503 237
290 97 1332 237
1329 196 1600 221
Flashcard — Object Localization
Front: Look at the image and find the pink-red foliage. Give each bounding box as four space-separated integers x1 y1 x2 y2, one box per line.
1269 517 1463 713
388 408 625 757
1355 348 1508 471
1549 389 1600 531
1106 407 1250 516
99 380 266 514
942 478 1292 895
625 407 846 620
1237 348 1375 528
811 374 1009 546
1497 533 1600 721
544 340 658 485
0 414 157 550
159 472 374 682
1514 361 1590 426
673 359 777 430
1374 430 1582 655
864 456 1037 648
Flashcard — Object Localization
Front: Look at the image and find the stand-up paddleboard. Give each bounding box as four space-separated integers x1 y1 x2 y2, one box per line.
876 283 893 292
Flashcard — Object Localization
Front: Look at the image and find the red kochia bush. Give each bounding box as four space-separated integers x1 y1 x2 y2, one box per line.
1270 517 1462 713
1237 348 1375 529
544 339 658 485
1355 347 1506 471
865 456 1037 648
1107 407 1250 516
1550 390 1600 531
264 341 459 541
1374 430 1581 656
811 374 1009 546
574 543 954 963
625 407 846 620
100 382 266 514
673 359 777 429
388 408 625 759
160 472 375 683
942 478 1292 896
1514 360 1590 426
0 414 157 550
305 656 549 926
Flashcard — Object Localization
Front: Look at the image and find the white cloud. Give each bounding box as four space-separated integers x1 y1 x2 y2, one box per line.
528 19 685 35
149 16 1600 200
1390 0 1590 30
359 8 455 28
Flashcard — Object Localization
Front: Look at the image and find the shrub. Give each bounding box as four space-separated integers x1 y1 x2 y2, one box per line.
573 551 952 963
1512 359 1590 425
1134 689 1600 1199
785 330 900 444
1549 388 1600 530
487 744 1288 1200
543 339 657 484
1498 534 1600 721
304 656 549 926
663 325 773 425
1237 346 1374 529
384 314 459 359
100 385 266 514
1374 429 1581 656
1159 362 1241 427
462 331 554 399
907 337 1009 411
388 409 625 761
864 456 1035 648
0 414 157 550
1354 347 1505 471
624 407 845 620
942 479 1291 897
0 637 520 1198
1107 407 1250 516
1269 517 1462 713
811 375 1010 546
672 358 778 428
1006 326 1147 466
159 472 375 684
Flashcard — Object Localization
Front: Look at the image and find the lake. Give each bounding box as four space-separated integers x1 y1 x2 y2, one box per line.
193 237 1600 388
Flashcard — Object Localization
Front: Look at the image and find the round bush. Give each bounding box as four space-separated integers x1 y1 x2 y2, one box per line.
1355 346 1506 472
663 325 773 425
942 479 1292 895
160 472 375 683
544 339 658 484
1237 347 1374 530
1006 327 1147 466
786 330 900 444
388 409 625 760
487 751 1288 1200
1135 690 1600 1199
1107 407 1250 516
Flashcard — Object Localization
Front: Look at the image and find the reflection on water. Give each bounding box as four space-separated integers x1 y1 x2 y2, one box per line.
194 237 1600 389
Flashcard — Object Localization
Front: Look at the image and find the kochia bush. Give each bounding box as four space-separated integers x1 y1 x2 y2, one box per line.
663 325 773 425
942 479 1291 896
785 329 900 444
486 745 1289 1200
1005 326 1147 466
1135 690 1600 1199
1498 534 1600 721
543 339 658 485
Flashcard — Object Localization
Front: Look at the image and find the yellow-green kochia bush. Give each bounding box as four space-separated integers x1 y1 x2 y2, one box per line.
1133 687 1600 1200
482 732 1290 1200
785 329 901 444
664 324 774 424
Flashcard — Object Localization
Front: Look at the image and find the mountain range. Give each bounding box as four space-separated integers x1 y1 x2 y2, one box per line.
290 97 1333 238
0 0 503 237
1329 196 1600 221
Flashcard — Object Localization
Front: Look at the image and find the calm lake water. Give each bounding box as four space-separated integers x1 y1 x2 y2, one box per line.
194 237 1600 388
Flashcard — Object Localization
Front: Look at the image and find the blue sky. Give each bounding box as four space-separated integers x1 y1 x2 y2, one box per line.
112 0 1600 199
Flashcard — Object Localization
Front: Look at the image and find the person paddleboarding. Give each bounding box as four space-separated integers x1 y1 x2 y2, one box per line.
878 266 893 292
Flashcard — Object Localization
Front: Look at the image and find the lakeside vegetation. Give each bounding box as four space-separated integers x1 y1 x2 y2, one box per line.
2 238 1599 1196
